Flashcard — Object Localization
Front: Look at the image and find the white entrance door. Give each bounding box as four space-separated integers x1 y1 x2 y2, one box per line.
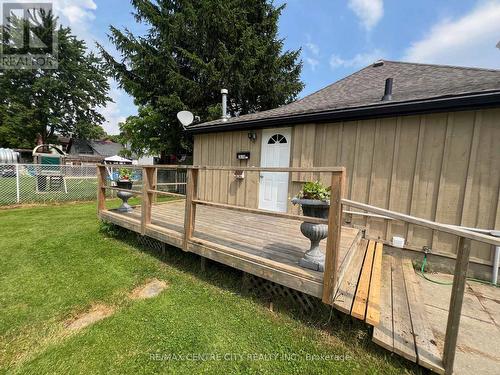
259 128 291 212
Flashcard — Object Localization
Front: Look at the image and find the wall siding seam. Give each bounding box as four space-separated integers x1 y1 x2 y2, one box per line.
387 117 402 240
431 112 453 253
407 116 425 245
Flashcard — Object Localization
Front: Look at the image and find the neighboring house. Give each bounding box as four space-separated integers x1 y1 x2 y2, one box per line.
66 139 125 164
186 60 500 274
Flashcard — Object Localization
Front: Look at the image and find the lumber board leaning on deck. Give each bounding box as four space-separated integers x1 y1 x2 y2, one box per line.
351 240 376 320
401 259 444 374
365 242 383 326
333 238 368 314
391 254 417 362
335 229 364 293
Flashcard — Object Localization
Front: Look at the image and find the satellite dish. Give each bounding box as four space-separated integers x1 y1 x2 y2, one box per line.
177 111 194 127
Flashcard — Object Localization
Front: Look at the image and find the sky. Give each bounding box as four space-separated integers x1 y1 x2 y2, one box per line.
34 0 500 134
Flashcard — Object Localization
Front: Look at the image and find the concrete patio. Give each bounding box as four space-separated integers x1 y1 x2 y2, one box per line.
417 273 500 375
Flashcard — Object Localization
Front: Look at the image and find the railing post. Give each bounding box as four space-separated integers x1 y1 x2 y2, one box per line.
97 165 107 214
141 167 155 235
183 167 198 251
15 164 20 203
443 237 471 374
152 167 158 203
322 168 346 304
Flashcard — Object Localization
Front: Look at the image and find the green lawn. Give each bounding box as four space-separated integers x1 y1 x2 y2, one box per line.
0 202 419 374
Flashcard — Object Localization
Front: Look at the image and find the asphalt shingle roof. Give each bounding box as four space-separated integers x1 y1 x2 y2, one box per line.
188 60 500 131
69 139 124 157
89 141 124 157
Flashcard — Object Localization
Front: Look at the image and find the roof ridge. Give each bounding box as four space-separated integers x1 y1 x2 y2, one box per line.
383 59 500 73
294 63 377 102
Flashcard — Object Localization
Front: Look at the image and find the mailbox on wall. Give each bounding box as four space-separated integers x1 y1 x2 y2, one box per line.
236 151 250 160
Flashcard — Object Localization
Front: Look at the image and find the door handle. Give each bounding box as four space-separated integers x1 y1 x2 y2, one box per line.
259 174 264 178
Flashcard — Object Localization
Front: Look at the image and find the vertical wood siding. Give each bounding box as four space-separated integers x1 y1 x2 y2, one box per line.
194 130 262 208
193 108 500 265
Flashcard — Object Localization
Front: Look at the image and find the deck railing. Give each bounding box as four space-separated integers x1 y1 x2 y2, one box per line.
342 198 500 374
97 164 347 304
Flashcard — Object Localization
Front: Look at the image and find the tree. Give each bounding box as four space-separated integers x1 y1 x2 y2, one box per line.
0 10 110 148
100 0 303 158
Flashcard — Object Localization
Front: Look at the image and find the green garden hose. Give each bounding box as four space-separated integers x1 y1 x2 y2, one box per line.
420 253 499 287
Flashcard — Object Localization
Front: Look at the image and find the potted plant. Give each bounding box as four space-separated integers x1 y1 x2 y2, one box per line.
116 168 134 212
291 181 331 271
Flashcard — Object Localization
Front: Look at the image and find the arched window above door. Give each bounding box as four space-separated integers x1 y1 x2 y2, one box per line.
267 134 288 144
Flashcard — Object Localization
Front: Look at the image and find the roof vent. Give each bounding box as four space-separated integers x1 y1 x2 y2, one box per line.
373 60 384 67
381 78 393 101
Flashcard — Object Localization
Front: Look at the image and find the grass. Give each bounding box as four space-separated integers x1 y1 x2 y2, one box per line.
0 201 420 374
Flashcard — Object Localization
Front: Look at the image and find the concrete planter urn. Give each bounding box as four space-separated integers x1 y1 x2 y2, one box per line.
116 180 133 212
291 198 330 272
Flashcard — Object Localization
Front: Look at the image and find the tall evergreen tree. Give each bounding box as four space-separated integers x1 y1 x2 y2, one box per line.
100 0 303 158
0 10 110 148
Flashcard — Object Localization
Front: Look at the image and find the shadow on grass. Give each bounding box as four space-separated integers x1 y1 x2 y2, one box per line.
99 221 422 373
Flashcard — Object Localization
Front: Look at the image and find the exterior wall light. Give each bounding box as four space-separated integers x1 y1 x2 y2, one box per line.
248 131 257 142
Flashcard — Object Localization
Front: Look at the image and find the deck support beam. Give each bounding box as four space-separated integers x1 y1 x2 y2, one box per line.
443 237 471 374
322 169 346 304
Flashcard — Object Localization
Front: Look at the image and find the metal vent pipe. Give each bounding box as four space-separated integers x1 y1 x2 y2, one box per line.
382 78 393 101
221 88 228 121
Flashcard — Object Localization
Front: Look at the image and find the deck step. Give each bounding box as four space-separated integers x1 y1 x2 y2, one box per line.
372 251 444 374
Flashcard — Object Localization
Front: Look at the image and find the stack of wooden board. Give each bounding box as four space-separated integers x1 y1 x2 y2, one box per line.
333 239 383 326
372 252 444 374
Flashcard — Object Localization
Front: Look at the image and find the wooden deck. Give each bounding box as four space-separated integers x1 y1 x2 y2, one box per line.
100 200 361 297
100 201 445 372
97 165 500 374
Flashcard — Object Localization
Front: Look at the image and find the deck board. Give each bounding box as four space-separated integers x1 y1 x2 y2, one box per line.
391 254 417 362
366 242 383 325
372 249 444 373
100 201 360 296
372 253 394 351
351 240 376 320
333 239 368 314
401 259 443 374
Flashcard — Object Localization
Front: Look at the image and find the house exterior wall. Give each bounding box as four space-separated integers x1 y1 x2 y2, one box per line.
193 108 500 267
193 130 263 208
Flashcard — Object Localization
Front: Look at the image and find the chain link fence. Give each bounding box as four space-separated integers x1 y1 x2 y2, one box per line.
0 164 101 206
0 164 188 206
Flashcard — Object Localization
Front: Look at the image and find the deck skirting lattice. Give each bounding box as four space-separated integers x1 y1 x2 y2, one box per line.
243 273 322 314
137 234 166 254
